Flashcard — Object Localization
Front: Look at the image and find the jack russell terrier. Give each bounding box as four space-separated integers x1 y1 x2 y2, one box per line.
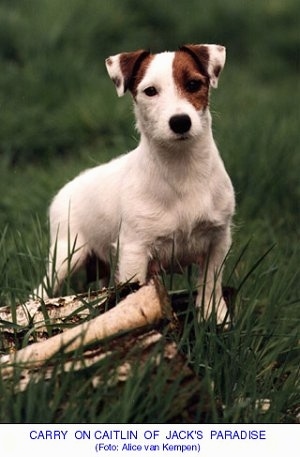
34 44 235 324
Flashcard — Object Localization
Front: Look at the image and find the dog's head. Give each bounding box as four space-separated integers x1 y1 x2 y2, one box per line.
105 45 226 145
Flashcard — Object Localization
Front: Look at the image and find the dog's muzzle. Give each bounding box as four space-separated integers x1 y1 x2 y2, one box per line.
169 114 192 135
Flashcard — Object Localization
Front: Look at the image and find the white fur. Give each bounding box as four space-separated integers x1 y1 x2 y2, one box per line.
34 45 235 324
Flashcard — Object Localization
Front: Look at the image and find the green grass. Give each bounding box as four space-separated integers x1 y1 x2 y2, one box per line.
0 0 299 423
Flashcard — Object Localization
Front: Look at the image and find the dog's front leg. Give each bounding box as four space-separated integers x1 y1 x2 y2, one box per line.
117 239 148 285
196 228 231 325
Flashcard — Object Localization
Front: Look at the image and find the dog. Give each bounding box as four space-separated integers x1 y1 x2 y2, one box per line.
34 44 235 324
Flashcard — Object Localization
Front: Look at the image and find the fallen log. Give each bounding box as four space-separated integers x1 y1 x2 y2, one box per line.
0 292 106 330
0 281 222 421
0 279 173 377
3 327 217 422
0 283 141 335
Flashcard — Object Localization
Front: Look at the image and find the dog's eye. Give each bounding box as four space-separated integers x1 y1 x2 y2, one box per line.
144 86 158 97
186 79 202 93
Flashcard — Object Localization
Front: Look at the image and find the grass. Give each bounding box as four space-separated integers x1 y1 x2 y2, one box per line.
0 0 299 423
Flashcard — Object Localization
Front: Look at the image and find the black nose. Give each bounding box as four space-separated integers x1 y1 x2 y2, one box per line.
169 114 192 134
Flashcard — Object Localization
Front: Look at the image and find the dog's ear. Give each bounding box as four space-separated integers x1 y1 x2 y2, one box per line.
180 44 226 88
105 50 150 97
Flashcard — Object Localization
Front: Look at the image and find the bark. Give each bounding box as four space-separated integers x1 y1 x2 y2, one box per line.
0 279 173 377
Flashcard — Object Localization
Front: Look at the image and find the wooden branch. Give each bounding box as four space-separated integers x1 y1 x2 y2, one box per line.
2 327 218 422
2 326 217 421
0 279 173 377
0 284 141 334
0 282 221 420
8 330 168 392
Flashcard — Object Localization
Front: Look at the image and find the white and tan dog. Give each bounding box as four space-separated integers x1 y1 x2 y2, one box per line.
35 44 235 323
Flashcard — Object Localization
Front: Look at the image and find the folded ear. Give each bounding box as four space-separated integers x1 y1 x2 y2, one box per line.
180 44 226 88
105 49 150 97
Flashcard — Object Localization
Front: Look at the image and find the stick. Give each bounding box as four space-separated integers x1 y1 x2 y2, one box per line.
0 284 139 333
0 279 172 376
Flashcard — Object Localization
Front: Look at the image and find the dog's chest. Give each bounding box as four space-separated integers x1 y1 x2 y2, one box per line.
149 216 221 270
139 181 223 265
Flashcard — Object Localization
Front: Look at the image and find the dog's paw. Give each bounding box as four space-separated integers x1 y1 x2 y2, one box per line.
196 294 231 328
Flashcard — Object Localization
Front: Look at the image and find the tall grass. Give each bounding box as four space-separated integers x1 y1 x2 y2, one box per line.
0 233 298 423
0 0 299 423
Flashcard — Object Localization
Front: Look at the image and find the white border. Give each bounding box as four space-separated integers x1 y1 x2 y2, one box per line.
0 424 298 456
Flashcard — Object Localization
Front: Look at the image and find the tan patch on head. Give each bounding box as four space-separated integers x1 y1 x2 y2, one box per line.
120 52 154 97
173 50 210 111
130 54 154 98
